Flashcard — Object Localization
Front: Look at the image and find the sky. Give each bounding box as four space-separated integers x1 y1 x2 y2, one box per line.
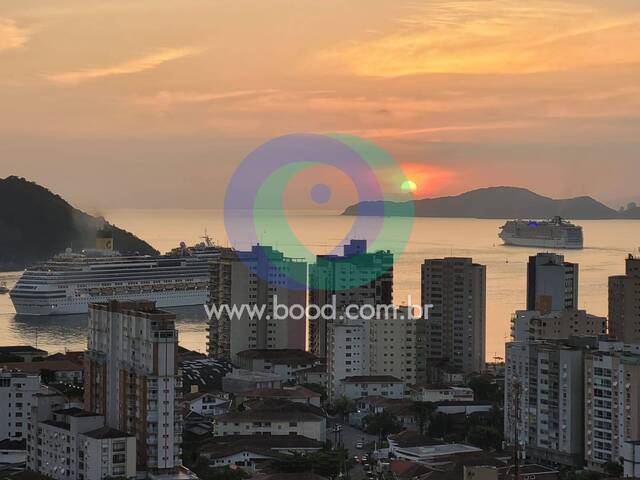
1 0 640 211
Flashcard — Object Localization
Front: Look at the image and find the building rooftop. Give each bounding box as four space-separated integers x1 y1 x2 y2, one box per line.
295 364 327 375
201 434 323 459
217 399 325 423
388 430 445 448
241 386 320 400
89 300 176 320
0 360 83 373
180 357 233 393
83 426 133 440
236 349 319 364
53 407 102 418
0 438 27 450
342 375 404 384
0 345 48 354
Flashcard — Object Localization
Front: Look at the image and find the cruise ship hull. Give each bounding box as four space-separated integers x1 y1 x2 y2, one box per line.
12 289 208 316
499 234 582 249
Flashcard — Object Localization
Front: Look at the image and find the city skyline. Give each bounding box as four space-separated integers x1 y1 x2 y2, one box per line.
1 0 640 210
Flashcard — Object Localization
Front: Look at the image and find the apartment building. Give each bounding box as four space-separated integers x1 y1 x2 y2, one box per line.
510 309 607 343
584 341 640 472
84 300 185 477
0 369 44 441
26 393 136 480
420 257 486 379
213 401 326 442
340 376 405 400
309 239 394 358
527 253 579 312
504 337 594 468
326 308 416 401
208 245 307 360
609 255 640 343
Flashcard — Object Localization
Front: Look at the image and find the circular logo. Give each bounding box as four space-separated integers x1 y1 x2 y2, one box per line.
224 133 414 289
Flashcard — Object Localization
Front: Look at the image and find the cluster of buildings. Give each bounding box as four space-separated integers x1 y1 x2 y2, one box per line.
504 253 640 477
15 238 640 479
206 240 488 404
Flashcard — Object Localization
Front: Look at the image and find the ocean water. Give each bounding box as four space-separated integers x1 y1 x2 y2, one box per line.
1 209 639 360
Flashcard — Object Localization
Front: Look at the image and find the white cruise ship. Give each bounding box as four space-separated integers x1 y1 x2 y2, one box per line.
10 236 223 316
499 216 583 249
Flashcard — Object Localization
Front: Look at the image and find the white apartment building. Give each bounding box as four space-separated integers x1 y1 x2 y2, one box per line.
208 246 307 361
85 300 186 478
340 376 405 400
214 405 326 442
327 321 369 402
26 393 136 480
584 341 640 472
0 369 45 440
327 311 416 401
505 337 594 468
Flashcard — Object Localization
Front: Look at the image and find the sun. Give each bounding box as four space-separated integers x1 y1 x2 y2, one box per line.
401 180 417 193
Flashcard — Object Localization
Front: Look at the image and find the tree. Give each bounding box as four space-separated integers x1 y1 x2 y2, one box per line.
413 401 436 435
604 460 624 478
428 413 453 438
468 376 502 403
467 425 502 451
332 396 356 422
302 383 328 403
363 411 403 438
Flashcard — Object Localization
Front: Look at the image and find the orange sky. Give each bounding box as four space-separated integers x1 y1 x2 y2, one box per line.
0 0 639 209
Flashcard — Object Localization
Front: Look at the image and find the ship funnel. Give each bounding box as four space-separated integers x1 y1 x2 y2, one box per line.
96 227 114 251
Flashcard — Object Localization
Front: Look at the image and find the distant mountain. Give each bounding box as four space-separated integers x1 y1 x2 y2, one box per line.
0 176 159 270
342 186 640 220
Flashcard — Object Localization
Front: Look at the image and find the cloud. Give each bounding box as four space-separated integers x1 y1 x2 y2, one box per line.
131 89 281 111
46 47 203 85
0 19 29 52
311 0 640 76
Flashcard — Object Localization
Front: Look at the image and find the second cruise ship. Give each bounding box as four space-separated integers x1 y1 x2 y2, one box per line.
10 235 224 316
498 216 583 249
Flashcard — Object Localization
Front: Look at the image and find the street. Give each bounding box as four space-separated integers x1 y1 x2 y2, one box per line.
327 420 379 480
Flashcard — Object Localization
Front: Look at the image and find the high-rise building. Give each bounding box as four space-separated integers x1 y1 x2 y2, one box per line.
208 245 307 361
609 255 640 343
420 257 486 378
84 300 187 478
527 253 578 312
510 309 607 343
584 340 640 472
0 369 45 441
326 308 416 402
309 239 393 358
504 337 595 469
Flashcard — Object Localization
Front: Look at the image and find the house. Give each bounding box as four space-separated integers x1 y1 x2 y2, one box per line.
182 390 230 417
236 349 321 383
294 364 327 388
200 435 323 471
410 385 474 403
0 346 48 363
0 439 26 465
390 460 432 480
339 375 405 400
183 410 214 438
222 369 283 394
237 386 322 408
0 360 83 384
214 400 326 442
350 396 417 430
434 401 493 415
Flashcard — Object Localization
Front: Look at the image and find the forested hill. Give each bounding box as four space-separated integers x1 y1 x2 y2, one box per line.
0 176 158 270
